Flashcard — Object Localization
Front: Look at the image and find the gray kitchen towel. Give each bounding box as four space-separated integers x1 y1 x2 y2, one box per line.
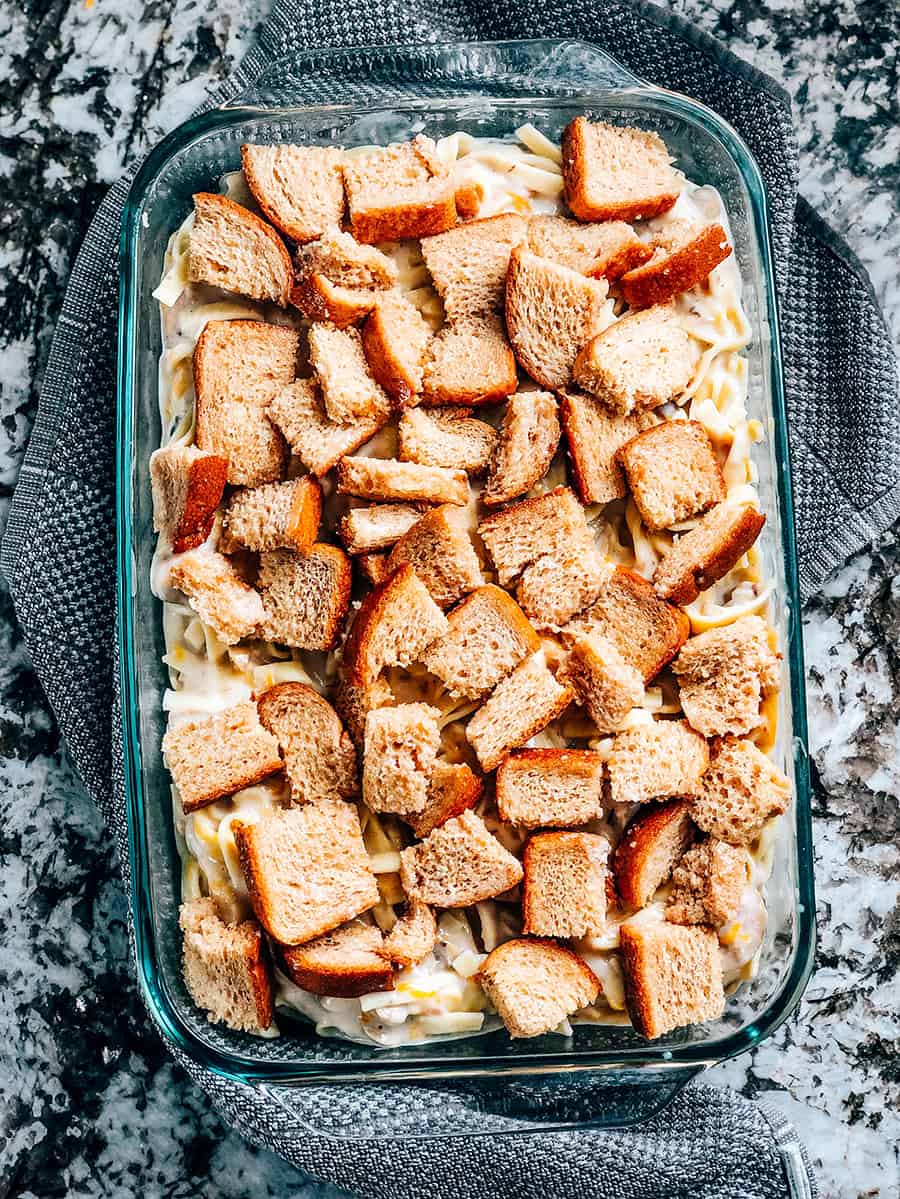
7 0 897 1193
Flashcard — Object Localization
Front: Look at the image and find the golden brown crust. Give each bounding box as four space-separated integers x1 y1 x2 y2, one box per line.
350 195 458 245
172 455 229 554
285 476 323 553
278 944 394 998
561 119 679 224
620 224 732 309
654 508 766 605
192 192 293 306
289 274 377 327
361 303 421 407
612 799 694 910
405 762 484 838
455 182 484 220
471 584 543 655
585 240 653 281
341 562 413 686
246 926 276 1028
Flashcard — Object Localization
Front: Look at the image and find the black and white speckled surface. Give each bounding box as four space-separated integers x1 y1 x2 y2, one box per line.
1 2 898 1196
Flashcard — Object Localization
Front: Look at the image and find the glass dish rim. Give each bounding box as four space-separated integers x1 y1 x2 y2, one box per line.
116 43 816 1087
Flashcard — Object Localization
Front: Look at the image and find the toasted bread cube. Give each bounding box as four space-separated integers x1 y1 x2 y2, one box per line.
150 445 228 554
482 392 561 506
257 682 357 805
189 192 292 305
308 324 392 426
380 900 438 967
399 810 523 907
505 246 612 390
617 420 726 532
565 567 690 683
194 320 297 487
363 703 441 816
223 476 322 554
558 633 645 732
653 503 766 604
279 920 394 998
241 144 345 243
613 799 695 909
455 180 484 219
163 702 282 812
236 802 378 945
291 229 396 326
385 506 483 609
334 673 395 747
292 276 379 328
169 549 265 645
339 503 424 554
423 585 540 700
337 457 468 506
496 748 605 828
573 306 694 416
620 920 723 1038
422 316 518 407
523 832 610 938
357 553 391 586
405 761 484 838
561 118 680 223
294 226 397 291
361 290 432 406
692 737 791 845
477 486 591 588
398 407 497 473
258 544 351 650
621 221 733 309
666 839 750 927
180 898 273 1033
342 563 448 686
673 616 781 737
527 215 653 279
268 379 385 478
421 213 527 319
559 391 655 505
344 135 457 243
607 720 709 806
517 551 611 630
466 652 573 772
476 938 599 1038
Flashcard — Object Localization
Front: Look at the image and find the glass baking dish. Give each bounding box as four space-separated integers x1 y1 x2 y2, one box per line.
116 38 815 1134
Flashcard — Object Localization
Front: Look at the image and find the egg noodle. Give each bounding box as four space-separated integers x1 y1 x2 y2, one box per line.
152 125 780 1045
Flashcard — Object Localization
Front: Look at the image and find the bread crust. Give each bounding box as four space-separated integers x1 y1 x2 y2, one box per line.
619 920 723 1039
361 300 428 408
174 455 228 553
561 119 680 223
653 507 766 605
620 224 732 309
341 563 434 686
279 930 394 998
613 799 695 909
289 274 377 327
191 192 293 306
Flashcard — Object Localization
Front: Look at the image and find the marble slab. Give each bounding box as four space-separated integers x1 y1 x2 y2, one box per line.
0 2 897 1197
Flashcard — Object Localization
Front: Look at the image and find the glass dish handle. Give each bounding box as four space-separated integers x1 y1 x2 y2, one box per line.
220 38 646 110
253 1067 700 1140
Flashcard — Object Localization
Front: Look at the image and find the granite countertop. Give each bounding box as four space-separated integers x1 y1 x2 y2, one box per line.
1 2 897 1197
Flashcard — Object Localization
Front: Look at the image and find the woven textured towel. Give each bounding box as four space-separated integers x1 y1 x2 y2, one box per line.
8 0 898 1192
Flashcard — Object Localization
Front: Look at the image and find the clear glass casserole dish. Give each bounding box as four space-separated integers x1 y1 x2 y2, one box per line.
116 38 815 1134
